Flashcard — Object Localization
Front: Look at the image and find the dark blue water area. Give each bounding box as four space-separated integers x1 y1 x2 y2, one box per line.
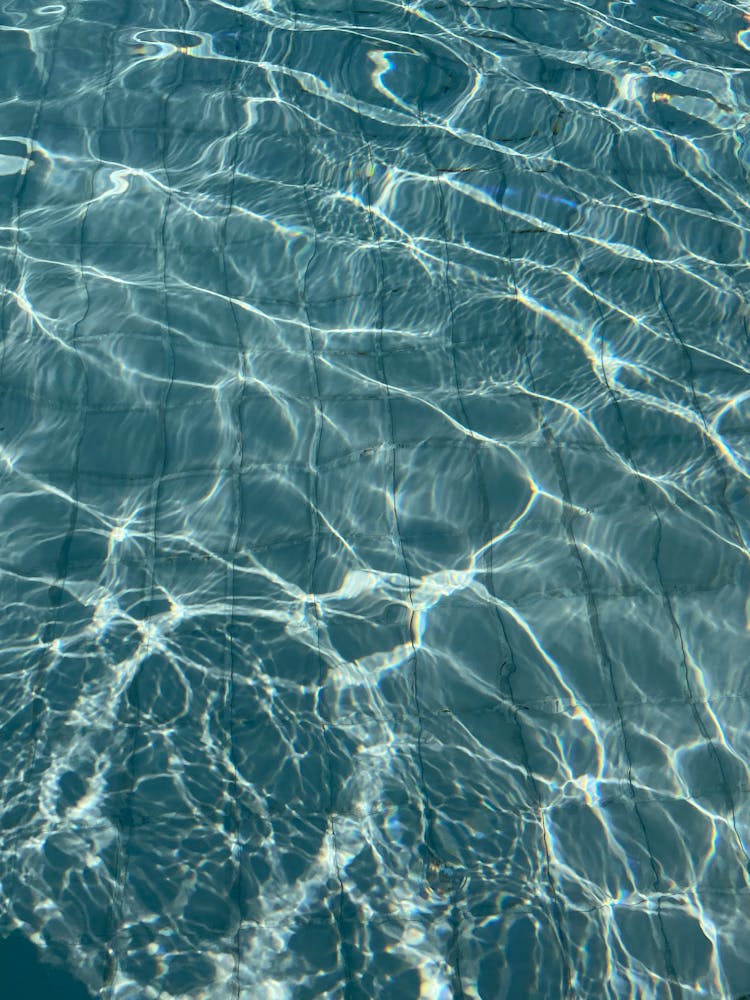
1 0 750 997
0 931 93 1000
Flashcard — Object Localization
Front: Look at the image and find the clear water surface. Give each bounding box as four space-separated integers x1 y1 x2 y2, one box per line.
0 0 749 998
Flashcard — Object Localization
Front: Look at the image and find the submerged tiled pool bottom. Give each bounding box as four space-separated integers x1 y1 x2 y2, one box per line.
0 1 749 997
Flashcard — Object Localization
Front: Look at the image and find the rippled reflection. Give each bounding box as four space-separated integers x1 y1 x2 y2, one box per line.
0 0 749 998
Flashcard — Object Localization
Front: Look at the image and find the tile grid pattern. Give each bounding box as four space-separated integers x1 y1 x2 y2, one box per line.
0 1 748 998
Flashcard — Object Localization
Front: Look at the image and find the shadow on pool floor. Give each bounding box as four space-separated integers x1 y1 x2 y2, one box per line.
0 931 93 999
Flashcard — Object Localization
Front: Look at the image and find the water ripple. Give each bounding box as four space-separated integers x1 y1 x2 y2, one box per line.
0 0 748 997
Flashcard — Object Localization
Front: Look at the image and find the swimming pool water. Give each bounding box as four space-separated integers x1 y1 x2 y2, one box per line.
0 1 749 997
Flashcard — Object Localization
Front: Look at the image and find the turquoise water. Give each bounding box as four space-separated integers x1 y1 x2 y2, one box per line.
1 1 749 997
